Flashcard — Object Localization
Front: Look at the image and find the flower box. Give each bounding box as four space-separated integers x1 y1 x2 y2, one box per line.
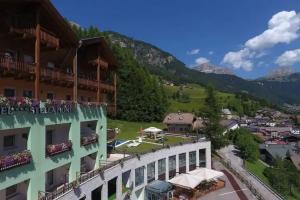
0 96 39 109
81 134 98 146
0 150 32 172
46 141 72 156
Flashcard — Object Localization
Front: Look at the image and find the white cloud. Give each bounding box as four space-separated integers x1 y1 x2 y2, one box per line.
276 49 300 66
208 51 214 55
222 48 254 71
245 11 300 50
187 49 200 55
222 10 300 71
195 57 210 65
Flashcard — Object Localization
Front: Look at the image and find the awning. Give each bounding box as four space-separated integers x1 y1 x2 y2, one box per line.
188 168 224 182
143 127 162 133
168 174 202 189
168 168 224 189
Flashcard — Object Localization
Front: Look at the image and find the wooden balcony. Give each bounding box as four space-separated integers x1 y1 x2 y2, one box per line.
78 77 98 91
10 25 59 49
41 67 73 87
78 77 115 93
0 55 35 78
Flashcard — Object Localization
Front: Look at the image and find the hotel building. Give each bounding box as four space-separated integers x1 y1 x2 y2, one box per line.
0 1 212 200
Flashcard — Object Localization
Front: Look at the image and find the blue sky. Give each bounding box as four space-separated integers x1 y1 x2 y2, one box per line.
52 0 300 79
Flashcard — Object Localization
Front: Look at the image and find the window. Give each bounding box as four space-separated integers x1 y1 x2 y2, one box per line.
6 184 17 198
168 156 176 179
4 88 15 97
189 151 196 171
46 130 53 145
199 149 206 167
135 166 144 187
3 135 15 148
66 95 71 101
47 93 54 100
24 55 33 64
147 162 155 183
47 170 54 186
179 153 186 174
23 90 33 98
47 62 55 68
158 158 166 180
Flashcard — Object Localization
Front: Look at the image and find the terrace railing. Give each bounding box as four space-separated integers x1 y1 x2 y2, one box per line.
0 150 32 172
81 134 98 146
41 67 73 84
0 55 35 74
46 141 72 156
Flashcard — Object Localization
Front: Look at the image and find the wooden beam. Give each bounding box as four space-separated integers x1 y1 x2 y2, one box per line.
34 8 41 100
73 48 78 103
97 56 101 103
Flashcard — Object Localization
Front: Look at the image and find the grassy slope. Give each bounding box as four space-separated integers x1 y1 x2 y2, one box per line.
164 84 235 113
246 160 300 200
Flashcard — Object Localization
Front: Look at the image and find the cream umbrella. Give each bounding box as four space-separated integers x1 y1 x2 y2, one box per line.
168 173 202 189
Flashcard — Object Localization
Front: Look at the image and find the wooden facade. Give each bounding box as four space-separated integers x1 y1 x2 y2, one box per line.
0 0 117 115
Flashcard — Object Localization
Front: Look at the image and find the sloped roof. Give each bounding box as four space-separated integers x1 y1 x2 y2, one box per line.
145 180 173 194
259 144 293 159
1 0 79 46
80 37 118 67
163 113 195 125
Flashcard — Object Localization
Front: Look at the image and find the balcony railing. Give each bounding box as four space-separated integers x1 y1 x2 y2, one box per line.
41 67 73 84
81 134 98 146
0 150 32 172
0 55 35 74
46 141 72 156
78 77 98 88
10 25 59 49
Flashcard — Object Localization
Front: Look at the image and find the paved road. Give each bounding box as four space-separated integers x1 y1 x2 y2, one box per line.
218 145 282 200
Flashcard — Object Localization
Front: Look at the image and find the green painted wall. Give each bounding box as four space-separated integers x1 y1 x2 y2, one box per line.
0 105 107 200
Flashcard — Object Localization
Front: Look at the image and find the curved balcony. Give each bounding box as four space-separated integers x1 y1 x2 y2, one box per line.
46 141 72 156
0 150 32 172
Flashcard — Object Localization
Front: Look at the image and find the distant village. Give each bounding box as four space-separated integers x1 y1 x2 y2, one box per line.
162 107 300 172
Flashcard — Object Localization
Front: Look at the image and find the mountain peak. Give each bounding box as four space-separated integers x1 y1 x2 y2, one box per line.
193 63 233 75
266 66 295 80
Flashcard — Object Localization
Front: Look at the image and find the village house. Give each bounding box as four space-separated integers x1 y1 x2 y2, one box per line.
163 112 196 133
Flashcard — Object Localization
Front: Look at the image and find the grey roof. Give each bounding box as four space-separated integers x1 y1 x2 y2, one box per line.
259 144 293 159
145 180 173 194
220 120 238 129
163 113 195 125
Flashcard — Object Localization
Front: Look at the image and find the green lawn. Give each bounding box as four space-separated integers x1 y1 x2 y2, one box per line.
108 119 165 140
245 160 269 185
164 84 235 113
108 119 191 154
